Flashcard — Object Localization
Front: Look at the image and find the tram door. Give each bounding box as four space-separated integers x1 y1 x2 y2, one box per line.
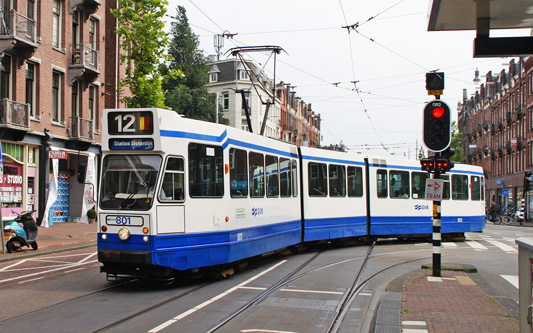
156 157 185 233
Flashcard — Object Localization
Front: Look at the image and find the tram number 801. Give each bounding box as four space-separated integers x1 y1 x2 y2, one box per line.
106 215 144 226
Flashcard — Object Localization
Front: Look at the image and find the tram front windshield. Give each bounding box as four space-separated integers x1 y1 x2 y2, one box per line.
100 155 162 210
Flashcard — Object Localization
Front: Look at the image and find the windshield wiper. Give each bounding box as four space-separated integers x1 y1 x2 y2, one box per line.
119 182 148 209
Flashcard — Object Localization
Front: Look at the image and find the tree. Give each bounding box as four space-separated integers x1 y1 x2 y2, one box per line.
450 121 463 162
162 6 227 124
112 0 177 108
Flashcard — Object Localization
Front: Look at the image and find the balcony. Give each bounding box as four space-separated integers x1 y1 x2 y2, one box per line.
67 116 94 150
71 0 101 20
68 44 100 86
0 10 38 66
0 99 31 141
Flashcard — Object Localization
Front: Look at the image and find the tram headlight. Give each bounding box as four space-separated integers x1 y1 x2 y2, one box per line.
118 228 131 241
143 235 149 242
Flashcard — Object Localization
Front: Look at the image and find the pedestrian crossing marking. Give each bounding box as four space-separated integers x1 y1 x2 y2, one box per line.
466 240 488 250
502 275 519 289
486 240 517 253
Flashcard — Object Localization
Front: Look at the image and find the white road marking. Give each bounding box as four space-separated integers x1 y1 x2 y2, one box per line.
148 260 287 333
486 240 517 253
465 240 488 250
502 275 519 289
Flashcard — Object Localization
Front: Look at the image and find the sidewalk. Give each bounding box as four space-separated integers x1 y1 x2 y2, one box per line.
1 222 97 263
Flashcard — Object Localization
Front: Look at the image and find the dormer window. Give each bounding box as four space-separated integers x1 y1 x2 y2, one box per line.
209 64 220 83
239 70 249 80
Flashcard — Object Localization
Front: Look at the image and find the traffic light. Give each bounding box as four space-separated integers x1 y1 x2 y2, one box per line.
420 158 434 172
525 171 532 192
423 100 451 152
426 72 445 91
435 158 453 173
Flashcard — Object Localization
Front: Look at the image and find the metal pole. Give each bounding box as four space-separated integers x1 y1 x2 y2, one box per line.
432 167 442 277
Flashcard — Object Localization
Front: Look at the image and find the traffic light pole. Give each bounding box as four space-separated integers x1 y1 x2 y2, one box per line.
432 168 442 277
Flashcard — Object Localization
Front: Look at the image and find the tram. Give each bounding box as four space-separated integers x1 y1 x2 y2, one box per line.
97 108 485 280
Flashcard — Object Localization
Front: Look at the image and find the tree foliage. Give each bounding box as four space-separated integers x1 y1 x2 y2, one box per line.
112 0 178 108
450 120 463 162
162 6 227 124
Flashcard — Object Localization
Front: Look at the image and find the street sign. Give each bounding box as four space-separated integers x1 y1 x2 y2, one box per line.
502 189 509 197
427 90 443 96
49 150 68 159
425 178 443 201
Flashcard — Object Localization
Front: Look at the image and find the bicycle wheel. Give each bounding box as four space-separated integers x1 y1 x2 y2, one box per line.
501 215 511 224
492 216 502 225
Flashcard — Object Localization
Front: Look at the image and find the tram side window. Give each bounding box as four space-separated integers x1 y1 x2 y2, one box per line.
160 157 185 201
309 162 327 197
266 155 279 197
481 176 485 201
329 164 346 197
188 143 224 197
411 172 427 199
442 175 450 200
377 169 387 198
452 174 468 200
471 176 481 201
230 148 248 197
292 159 298 197
390 170 409 199
348 166 363 197
249 152 265 197
280 158 291 197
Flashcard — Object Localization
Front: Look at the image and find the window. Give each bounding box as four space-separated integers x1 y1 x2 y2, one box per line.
89 85 96 126
239 70 249 80
452 174 468 200
377 169 387 198
280 158 291 197
230 148 248 197
72 10 79 49
223 92 229 110
471 175 481 201
209 73 218 83
309 162 327 197
241 92 250 110
292 160 298 197
89 18 97 50
188 143 223 197
481 177 485 201
1 55 10 99
411 172 428 199
329 164 346 197
159 157 185 201
26 62 36 118
53 0 62 49
348 166 363 197
390 170 409 199
71 80 80 118
52 71 62 123
266 155 279 197
249 152 264 197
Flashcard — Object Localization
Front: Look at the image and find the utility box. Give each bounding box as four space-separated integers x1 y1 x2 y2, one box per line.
516 237 533 332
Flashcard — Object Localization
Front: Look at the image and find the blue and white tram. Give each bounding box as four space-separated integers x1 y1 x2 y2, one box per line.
366 158 485 238
97 108 485 280
98 108 301 278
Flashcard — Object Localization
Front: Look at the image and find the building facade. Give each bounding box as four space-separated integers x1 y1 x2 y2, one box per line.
207 58 321 146
0 0 125 226
458 57 533 212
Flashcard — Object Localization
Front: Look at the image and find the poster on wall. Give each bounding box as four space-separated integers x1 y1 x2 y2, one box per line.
0 163 23 205
80 153 96 224
42 152 59 228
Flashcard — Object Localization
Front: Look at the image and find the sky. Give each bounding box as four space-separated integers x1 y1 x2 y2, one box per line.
165 0 528 159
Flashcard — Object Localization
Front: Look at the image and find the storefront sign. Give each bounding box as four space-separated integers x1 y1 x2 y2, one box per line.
49 150 68 159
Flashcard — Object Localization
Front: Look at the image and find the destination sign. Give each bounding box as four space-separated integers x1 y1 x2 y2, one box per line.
108 111 154 135
109 138 154 150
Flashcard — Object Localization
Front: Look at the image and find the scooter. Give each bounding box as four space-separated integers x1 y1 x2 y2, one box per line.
3 210 38 253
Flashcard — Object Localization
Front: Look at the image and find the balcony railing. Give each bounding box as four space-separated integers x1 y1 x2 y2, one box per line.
0 10 35 43
70 116 94 141
0 98 30 129
71 44 99 70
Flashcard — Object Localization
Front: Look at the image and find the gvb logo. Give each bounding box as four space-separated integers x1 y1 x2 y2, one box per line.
415 204 429 210
252 207 264 216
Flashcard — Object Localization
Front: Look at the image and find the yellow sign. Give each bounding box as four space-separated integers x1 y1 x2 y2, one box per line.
428 90 443 96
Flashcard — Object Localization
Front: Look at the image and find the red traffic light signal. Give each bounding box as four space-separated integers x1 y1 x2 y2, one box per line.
423 100 451 152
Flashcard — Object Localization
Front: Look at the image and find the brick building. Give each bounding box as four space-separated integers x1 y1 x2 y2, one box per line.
207 58 321 147
458 57 533 212
0 0 125 226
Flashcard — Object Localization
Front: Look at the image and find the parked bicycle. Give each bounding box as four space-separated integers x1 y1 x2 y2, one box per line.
501 207 523 225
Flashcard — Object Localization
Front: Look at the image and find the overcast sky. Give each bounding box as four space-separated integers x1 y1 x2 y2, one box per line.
165 0 528 159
